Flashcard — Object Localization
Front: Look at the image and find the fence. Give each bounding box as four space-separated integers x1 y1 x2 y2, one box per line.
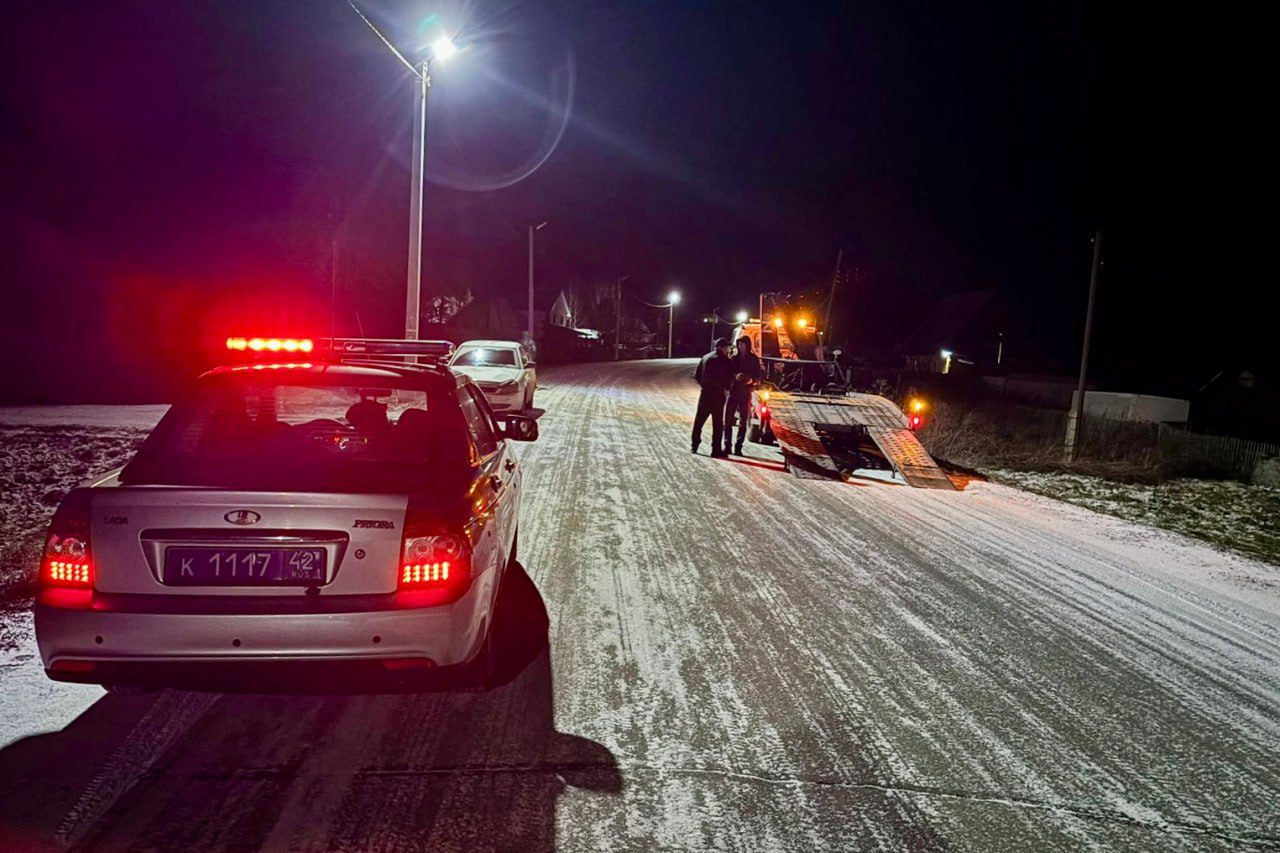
1159 423 1280 482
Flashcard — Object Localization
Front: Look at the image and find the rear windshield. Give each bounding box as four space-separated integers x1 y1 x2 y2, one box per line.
453 347 518 367
121 376 468 492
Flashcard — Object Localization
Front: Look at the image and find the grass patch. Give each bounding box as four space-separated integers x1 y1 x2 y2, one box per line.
989 470 1280 566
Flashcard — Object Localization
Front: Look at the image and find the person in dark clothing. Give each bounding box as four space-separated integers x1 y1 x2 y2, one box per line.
723 335 763 454
692 338 735 457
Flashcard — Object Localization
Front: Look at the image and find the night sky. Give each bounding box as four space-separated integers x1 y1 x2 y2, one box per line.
0 1 1267 402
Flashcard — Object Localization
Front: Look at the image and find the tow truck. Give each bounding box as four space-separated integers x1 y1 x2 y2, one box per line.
735 324 953 489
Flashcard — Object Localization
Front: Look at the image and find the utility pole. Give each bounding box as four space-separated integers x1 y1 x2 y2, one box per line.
1064 230 1103 462
822 249 842 349
527 222 548 349
404 61 429 340
667 303 675 358
614 276 627 360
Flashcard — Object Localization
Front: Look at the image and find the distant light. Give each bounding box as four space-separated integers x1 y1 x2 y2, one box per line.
797 318 809 329
431 35 458 62
735 311 749 323
940 349 953 359
772 317 783 329
668 291 681 305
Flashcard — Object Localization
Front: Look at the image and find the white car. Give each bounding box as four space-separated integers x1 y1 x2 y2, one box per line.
34 337 539 692
448 340 537 413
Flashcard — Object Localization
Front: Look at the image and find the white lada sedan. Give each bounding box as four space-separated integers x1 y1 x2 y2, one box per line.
447 340 536 413
34 338 538 692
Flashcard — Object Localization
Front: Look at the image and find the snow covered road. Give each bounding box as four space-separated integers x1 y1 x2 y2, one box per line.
0 359 1277 850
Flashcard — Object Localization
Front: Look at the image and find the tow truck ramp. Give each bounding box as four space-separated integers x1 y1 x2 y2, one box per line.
766 392 956 490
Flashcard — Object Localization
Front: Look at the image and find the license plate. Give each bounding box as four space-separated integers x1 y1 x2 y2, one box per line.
163 547 327 586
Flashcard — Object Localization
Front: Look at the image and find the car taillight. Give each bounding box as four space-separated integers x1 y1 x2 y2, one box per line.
398 511 472 604
759 404 769 417
910 415 923 430
42 490 93 590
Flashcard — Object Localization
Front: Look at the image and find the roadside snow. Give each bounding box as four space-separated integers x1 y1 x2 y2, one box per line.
990 470 1280 567
0 405 167 430
0 426 147 604
0 614 101 750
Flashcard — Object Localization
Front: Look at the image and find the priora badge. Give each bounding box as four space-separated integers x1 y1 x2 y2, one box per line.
224 510 261 526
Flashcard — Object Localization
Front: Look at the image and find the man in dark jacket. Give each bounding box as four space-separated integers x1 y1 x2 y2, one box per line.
723 335 763 455
692 338 735 457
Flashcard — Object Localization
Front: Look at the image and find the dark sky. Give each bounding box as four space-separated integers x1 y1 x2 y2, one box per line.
0 1 1268 402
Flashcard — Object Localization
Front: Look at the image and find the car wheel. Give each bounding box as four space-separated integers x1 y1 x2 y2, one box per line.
523 387 534 413
468 624 496 692
749 423 762 443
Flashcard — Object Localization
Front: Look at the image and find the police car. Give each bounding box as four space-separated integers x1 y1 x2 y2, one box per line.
34 337 538 692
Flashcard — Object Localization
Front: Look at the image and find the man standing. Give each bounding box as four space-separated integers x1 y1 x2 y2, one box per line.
692 337 735 457
723 335 763 455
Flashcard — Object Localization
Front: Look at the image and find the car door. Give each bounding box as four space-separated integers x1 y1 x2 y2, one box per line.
456 384 517 597
516 348 536 401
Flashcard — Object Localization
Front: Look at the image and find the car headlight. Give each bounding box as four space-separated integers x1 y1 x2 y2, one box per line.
497 380 519 393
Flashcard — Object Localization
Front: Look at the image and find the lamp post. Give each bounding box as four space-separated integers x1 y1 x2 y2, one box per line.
347 3 460 340
527 221 548 350
614 276 628 361
666 291 681 358
403 36 459 340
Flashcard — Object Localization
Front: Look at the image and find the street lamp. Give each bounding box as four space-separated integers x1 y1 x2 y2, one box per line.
735 310 749 324
347 3 462 340
666 291 681 358
527 221 548 351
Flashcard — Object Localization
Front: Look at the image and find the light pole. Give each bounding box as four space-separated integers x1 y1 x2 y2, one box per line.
527 222 548 350
614 276 628 360
348 3 460 340
403 59 429 340
666 291 681 358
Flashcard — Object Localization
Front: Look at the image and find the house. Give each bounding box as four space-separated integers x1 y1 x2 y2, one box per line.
548 291 573 328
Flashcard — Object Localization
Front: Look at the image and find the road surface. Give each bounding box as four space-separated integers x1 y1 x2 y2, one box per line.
0 359 1277 851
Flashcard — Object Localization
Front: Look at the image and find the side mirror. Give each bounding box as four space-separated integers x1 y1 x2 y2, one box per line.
502 415 539 442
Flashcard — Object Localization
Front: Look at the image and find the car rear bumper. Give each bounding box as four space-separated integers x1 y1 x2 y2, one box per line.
35 581 493 690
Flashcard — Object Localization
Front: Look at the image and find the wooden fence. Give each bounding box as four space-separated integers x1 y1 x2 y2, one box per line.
1159 423 1280 482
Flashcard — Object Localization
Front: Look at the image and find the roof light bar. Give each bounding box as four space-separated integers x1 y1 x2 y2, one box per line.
226 337 314 353
223 336 455 366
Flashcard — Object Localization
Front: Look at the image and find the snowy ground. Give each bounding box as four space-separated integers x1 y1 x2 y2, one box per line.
990 470 1280 568
0 361 1278 851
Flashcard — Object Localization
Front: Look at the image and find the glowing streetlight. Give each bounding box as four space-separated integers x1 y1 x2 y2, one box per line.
797 318 809 329
430 35 458 62
735 310 749 324
940 349 954 374
347 3 465 339
772 317 784 329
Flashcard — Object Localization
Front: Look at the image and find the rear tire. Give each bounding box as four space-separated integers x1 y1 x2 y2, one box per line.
469 526 517 692
749 423 762 443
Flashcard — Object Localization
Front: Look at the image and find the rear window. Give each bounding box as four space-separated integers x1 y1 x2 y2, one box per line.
452 347 518 367
121 376 468 492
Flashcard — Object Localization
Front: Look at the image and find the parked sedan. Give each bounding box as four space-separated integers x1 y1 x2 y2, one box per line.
34 338 539 692
448 340 537 413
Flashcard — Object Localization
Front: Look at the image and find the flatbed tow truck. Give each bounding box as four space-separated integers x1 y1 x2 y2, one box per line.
744 356 954 490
